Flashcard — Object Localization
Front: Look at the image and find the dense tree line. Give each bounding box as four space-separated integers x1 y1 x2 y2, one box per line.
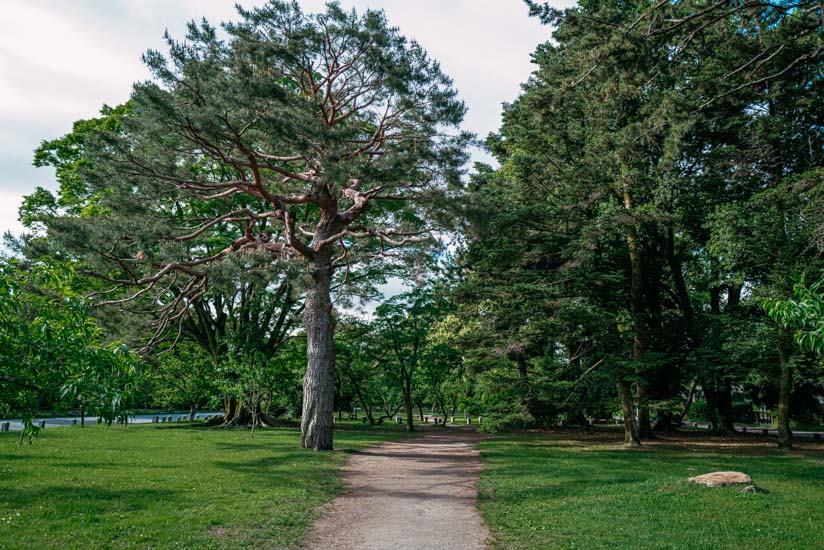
2 0 822 451
452 0 823 448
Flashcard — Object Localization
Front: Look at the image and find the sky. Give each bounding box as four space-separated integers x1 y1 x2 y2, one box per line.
0 0 571 243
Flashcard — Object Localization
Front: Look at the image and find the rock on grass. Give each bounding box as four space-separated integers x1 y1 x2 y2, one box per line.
688 471 752 487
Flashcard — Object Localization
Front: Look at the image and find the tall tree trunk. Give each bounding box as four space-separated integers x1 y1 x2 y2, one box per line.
403 371 415 432
637 384 653 439
777 329 793 449
665 229 701 432
223 396 254 427
301 254 336 450
666 226 693 336
223 395 243 425
702 381 722 434
80 403 85 427
619 380 640 446
516 351 528 378
718 379 737 434
727 284 742 309
623 179 648 443
348 372 375 425
700 268 729 435
675 377 698 424
715 285 743 434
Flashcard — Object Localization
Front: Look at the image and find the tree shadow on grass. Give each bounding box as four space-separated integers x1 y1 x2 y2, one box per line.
0 454 45 461
211 453 328 476
347 447 480 462
212 441 299 452
0 457 139 472
0 486 178 513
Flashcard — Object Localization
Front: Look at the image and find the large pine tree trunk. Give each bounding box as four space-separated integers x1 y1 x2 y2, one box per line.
301 254 336 451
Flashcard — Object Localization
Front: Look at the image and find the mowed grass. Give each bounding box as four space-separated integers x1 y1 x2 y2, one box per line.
0 421 409 549
477 430 824 549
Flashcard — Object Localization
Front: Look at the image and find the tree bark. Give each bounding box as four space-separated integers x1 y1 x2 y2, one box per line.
675 377 698 425
702 381 722 434
402 371 415 432
343 364 375 425
637 383 653 439
718 379 737 434
622 179 648 443
301 253 336 450
619 380 640 446
223 395 243 425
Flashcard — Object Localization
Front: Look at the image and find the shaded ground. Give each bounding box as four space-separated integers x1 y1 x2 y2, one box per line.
517 426 824 453
307 426 490 550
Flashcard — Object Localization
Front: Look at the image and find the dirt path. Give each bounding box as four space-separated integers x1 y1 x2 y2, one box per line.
305 427 490 550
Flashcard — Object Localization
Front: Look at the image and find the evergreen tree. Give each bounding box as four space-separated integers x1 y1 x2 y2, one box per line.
24 2 466 449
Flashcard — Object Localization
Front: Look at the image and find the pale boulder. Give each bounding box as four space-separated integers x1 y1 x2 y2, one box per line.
688 471 752 487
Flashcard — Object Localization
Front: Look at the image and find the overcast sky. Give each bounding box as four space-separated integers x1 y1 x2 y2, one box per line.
0 0 569 242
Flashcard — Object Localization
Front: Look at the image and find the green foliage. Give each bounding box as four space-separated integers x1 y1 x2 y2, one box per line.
221 336 303 422
451 0 823 437
332 286 465 424
21 2 468 449
145 342 220 414
765 278 824 354
20 0 467 341
10 0 823 448
0 257 140 442
24 103 130 225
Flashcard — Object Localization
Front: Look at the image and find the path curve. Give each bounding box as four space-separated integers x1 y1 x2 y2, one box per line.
306 427 490 550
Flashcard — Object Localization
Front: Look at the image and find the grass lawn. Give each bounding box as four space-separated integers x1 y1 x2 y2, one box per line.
0 420 409 549
477 429 824 549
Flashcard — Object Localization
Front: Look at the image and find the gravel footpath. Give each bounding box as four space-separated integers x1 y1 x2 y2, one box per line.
305 426 490 550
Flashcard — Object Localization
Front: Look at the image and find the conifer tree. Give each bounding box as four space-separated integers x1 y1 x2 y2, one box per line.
28 1 466 450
